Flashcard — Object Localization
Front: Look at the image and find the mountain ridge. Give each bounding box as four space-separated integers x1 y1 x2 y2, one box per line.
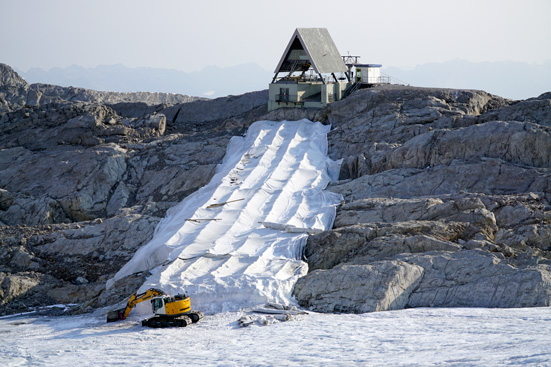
14 59 551 101
0 63 204 112
384 58 551 100
16 63 273 99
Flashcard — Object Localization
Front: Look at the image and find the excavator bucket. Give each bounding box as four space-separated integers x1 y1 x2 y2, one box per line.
106 288 166 322
106 308 126 322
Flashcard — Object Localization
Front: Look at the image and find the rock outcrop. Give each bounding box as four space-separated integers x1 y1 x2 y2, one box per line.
291 86 551 312
1 64 550 316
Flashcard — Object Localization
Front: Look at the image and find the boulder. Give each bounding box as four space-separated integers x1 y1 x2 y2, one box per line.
0 63 29 112
0 144 127 222
294 261 424 313
399 250 551 308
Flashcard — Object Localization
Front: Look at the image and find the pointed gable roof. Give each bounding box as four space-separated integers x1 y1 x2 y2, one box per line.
274 28 347 75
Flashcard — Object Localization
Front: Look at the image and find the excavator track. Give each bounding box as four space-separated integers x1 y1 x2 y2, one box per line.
141 311 204 328
188 310 204 323
142 315 192 328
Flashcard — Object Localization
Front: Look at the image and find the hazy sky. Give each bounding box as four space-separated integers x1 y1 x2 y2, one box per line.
2 0 550 72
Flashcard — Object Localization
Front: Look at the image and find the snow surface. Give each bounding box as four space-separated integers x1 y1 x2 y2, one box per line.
108 119 342 314
2 307 551 366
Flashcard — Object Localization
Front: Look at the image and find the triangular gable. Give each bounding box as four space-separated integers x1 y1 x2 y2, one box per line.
274 28 347 75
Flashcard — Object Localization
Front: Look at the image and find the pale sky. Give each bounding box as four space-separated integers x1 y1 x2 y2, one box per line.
1 0 550 72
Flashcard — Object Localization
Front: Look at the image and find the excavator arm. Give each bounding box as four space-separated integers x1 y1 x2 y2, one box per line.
107 288 165 322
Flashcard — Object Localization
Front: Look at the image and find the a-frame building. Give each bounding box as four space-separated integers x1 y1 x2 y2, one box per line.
268 28 350 111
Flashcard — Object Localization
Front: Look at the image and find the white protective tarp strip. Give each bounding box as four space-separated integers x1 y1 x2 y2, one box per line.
107 119 343 314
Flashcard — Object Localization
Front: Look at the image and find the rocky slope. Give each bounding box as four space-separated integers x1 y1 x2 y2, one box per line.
293 87 551 312
0 63 269 314
0 62 550 316
0 63 203 114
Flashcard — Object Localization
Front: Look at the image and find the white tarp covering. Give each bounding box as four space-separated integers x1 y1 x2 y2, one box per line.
107 119 342 313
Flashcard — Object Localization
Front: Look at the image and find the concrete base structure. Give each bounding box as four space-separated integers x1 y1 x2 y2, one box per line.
268 81 349 111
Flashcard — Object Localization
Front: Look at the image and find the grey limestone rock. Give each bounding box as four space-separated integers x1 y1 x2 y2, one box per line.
399 250 551 309
1 63 550 316
0 64 29 113
293 86 551 313
294 260 424 313
0 143 127 222
329 159 551 203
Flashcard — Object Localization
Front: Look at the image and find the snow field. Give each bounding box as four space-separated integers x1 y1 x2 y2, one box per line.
2 307 551 366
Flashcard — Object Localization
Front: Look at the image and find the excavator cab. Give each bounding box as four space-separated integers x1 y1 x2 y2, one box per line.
151 298 165 313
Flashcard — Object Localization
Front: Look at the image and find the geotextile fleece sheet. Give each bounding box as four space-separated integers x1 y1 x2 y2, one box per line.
108 119 343 313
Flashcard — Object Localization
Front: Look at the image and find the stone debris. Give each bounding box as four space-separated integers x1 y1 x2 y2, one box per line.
237 304 302 327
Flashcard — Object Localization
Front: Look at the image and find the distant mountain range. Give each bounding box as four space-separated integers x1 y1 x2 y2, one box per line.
16 63 274 99
383 59 551 100
16 59 550 100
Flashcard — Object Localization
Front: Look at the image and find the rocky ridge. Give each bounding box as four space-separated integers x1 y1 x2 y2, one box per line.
293 87 551 312
0 63 205 114
0 63 550 316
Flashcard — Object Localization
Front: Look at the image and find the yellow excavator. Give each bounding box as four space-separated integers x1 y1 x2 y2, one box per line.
106 288 204 328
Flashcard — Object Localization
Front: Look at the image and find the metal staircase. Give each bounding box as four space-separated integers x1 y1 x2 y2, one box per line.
343 82 361 98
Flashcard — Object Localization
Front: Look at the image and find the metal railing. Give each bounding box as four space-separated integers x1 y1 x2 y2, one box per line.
275 94 305 106
378 75 391 84
275 94 290 103
363 76 391 84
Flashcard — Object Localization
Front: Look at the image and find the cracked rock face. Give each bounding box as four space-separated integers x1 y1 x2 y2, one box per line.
292 86 551 313
293 260 424 313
